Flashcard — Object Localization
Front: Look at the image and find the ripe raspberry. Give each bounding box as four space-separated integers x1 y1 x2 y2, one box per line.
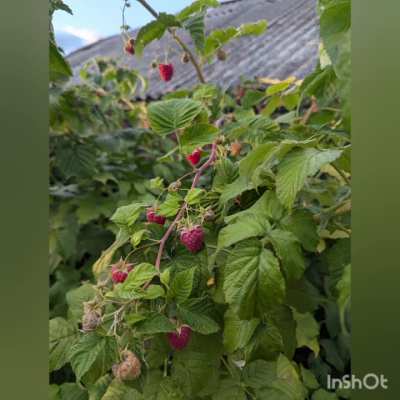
111 259 133 283
180 225 204 253
146 207 166 225
113 350 141 381
186 148 202 166
168 326 192 350
112 270 128 283
159 63 174 82
124 38 135 55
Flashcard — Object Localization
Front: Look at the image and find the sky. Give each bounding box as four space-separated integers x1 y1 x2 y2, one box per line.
54 0 192 53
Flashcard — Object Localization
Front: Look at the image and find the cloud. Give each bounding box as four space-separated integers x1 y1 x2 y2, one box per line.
60 26 101 45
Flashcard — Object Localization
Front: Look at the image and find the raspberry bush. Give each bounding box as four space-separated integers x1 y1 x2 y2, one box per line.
50 1 351 399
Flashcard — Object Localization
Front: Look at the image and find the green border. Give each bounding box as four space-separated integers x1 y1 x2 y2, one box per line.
0 0 48 399
352 0 400 399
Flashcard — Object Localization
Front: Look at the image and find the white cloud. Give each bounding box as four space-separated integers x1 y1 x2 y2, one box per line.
61 26 101 45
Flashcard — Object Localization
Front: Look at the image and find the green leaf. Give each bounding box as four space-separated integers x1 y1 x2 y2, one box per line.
130 229 149 248
101 379 144 400
135 313 176 334
119 263 158 291
212 379 246 400
69 333 117 382
312 389 339 400
58 383 88 400
111 203 145 229
177 0 219 21
50 41 72 82
239 142 278 181
281 210 319 252
217 214 270 249
276 148 342 208
135 13 180 56
148 99 203 135
92 229 130 275
180 123 218 153
223 240 286 319
66 284 96 323
242 90 266 109
223 309 259 352
204 27 238 57
49 318 78 372
184 12 206 52
225 191 284 223
269 229 305 280
170 268 196 303
184 188 205 205
177 299 220 334
243 360 277 389
238 20 268 36
300 366 319 390
159 192 182 217
219 176 254 204
293 310 320 355
56 142 97 178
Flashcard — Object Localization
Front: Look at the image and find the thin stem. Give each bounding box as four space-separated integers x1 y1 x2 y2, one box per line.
154 142 218 270
135 0 206 83
332 163 351 185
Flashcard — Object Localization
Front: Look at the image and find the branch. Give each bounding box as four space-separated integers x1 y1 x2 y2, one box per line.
154 142 218 270
135 0 206 83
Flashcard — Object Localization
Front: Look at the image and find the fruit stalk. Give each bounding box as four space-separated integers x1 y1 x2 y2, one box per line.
154 142 218 270
135 0 206 83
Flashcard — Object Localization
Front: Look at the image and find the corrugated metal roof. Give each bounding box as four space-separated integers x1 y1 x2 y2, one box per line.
68 0 319 99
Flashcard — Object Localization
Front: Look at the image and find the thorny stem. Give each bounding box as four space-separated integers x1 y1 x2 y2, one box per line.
135 0 206 83
154 142 218 270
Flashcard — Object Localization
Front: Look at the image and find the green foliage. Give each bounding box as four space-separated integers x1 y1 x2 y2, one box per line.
50 0 351 398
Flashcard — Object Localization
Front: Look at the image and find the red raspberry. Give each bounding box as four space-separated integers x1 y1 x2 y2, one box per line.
124 39 135 55
146 208 166 225
186 148 202 166
112 269 128 284
159 63 174 82
180 225 204 253
111 259 133 283
167 326 192 350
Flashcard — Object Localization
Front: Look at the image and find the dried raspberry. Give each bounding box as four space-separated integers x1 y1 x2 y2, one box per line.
204 208 215 221
159 63 174 82
146 207 166 225
181 52 190 64
124 38 135 55
186 148 202 166
217 48 227 61
113 350 141 381
230 141 242 157
82 303 102 332
180 225 204 253
167 326 192 350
